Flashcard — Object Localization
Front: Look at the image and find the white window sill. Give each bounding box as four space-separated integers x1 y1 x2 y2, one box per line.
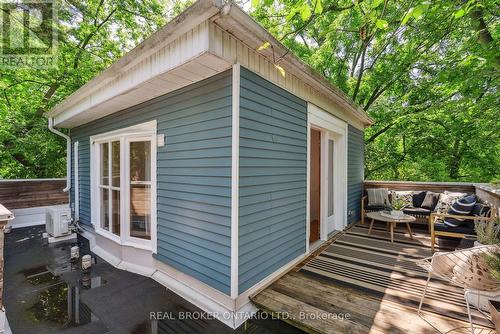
94 227 153 252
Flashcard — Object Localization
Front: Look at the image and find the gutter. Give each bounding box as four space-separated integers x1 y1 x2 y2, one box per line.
48 117 71 192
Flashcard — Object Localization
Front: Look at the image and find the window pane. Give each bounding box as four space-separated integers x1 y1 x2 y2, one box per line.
112 190 120 236
328 140 334 216
101 188 109 230
111 141 120 187
101 143 109 185
130 141 151 182
130 184 151 240
130 140 151 240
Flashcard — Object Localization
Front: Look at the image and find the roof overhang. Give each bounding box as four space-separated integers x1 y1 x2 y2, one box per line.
211 4 373 127
48 0 373 128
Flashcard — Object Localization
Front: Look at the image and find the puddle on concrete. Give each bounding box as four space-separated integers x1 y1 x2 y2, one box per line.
27 283 99 328
20 265 49 277
20 257 105 329
21 265 61 286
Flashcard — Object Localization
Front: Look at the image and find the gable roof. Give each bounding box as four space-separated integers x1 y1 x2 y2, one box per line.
48 0 373 128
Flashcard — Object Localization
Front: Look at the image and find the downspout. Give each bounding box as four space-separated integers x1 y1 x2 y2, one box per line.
48 117 71 192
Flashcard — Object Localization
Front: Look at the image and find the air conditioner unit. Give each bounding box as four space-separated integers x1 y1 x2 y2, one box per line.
46 207 72 238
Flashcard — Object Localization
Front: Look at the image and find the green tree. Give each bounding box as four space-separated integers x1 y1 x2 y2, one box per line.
248 0 499 182
0 0 192 178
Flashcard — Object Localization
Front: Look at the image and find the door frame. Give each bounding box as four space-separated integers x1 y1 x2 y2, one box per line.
306 104 348 253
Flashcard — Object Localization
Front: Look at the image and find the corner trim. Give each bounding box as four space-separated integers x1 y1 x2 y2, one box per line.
230 63 240 299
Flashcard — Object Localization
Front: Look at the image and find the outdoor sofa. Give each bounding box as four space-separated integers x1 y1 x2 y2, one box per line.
361 189 494 251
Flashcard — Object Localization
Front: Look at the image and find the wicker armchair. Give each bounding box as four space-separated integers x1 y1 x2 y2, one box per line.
416 245 500 333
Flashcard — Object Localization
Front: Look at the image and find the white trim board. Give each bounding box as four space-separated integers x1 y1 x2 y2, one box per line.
307 103 348 241
230 63 240 298
73 141 79 221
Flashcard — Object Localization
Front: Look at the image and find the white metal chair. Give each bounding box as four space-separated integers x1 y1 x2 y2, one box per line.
416 244 500 333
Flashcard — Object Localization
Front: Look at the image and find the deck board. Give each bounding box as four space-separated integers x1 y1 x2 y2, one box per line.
251 224 495 334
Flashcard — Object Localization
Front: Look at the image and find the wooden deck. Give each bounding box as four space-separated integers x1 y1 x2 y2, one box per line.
251 223 496 334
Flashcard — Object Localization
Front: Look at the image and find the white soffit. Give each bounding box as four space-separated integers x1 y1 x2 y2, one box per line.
55 53 231 127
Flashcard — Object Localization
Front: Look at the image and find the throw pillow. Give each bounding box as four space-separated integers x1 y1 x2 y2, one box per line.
444 194 477 227
390 191 413 208
421 191 440 211
434 191 465 214
412 191 427 208
367 188 390 207
471 203 492 217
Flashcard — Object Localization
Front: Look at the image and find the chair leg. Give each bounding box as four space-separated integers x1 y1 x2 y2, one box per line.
464 290 475 334
431 232 436 253
417 273 446 333
418 273 431 316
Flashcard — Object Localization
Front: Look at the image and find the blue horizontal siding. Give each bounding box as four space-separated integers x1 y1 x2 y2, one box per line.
238 67 307 294
70 71 232 295
347 125 364 225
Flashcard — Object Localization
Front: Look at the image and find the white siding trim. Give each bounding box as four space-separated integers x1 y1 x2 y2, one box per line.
308 103 348 235
73 141 79 221
230 63 240 298
306 123 311 254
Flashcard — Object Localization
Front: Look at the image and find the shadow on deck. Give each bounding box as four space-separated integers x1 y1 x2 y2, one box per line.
250 223 496 334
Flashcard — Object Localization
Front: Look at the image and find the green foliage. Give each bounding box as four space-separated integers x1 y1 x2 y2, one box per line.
248 0 499 182
475 216 500 245
0 0 192 178
483 252 500 282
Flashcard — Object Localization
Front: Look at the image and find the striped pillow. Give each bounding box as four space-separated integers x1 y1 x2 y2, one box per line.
444 194 477 227
367 188 390 206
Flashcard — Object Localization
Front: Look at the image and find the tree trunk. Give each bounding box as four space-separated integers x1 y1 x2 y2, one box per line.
448 139 462 180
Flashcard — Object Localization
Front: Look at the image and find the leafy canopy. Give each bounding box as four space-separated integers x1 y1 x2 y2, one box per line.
0 0 192 178
248 0 499 182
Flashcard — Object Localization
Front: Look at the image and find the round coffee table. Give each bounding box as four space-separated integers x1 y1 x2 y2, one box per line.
365 211 416 243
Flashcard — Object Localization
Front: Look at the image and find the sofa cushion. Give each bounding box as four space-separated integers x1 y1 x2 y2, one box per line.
434 191 465 214
434 221 476 235
367 188 390 207
403 207 432 216
444 194 477 227
390 191 414 208
412 191 427 208
421 191 440 211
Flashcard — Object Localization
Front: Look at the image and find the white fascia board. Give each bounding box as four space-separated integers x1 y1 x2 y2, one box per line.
53 24 212 127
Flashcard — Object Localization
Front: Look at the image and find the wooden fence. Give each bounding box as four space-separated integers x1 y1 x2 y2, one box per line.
0 179 68 210
363 180 477 194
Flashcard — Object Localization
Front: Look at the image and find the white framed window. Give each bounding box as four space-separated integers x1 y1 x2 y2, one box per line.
90 121 157 252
